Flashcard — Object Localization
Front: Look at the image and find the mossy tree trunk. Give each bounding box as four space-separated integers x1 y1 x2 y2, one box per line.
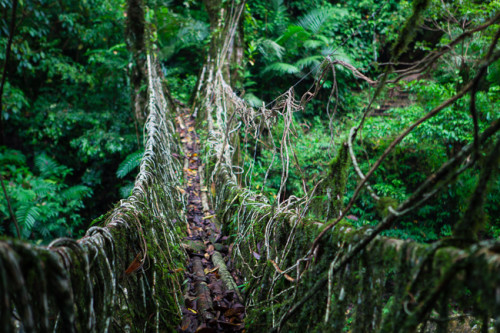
126 0 147 128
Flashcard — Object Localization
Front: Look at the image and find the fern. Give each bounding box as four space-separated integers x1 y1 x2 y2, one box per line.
15 204 40 234
0 149 26 166
117 150 144 179
263 62 301 75
277 25 309 44
61 185 92 201
298 8 348 34
12 187 37 203
298 8 332 34
325 49 354 65
35 153 69 179
244 93 264 108
295 55 322 70
257 38 285 61
32 180 57 197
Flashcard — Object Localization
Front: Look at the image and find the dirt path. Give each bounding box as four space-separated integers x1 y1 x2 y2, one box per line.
177 111 245 333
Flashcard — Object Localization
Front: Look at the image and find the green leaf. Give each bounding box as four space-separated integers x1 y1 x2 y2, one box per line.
117 150 144 179
276 25 309 44
244 93 264 108
298 8 332 34
35 153 69 179
61 185 92 201
0 149 26 166
257 38 285 60
263 62 300 75
16 204 40 233
295 55 322 70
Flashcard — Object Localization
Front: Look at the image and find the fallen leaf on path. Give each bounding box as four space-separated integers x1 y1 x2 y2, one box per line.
204 266 219 275
224 303 245 317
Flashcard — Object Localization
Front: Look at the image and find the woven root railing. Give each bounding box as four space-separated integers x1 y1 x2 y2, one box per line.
209 162 500 332
0 53 187 332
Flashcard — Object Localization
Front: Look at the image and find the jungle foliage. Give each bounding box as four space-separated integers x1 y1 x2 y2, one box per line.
1 0 499 244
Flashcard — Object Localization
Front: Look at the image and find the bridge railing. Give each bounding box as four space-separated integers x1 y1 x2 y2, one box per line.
212 161 500 332
0 53 186 332
198 51 500 331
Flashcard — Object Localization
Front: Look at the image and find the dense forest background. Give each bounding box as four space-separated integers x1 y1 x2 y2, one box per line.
0 0 498 243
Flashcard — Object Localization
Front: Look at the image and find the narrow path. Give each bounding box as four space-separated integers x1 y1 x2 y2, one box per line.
177 111 245 333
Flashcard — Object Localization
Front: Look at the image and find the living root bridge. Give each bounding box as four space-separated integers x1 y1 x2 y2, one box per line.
213 164 500 332
0 54 188 332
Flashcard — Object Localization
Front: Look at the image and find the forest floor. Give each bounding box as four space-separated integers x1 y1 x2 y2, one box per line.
177 111 245 333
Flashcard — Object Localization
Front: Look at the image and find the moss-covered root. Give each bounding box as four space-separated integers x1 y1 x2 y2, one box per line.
312 141 350 220
212 251 243 301
453 138 500 241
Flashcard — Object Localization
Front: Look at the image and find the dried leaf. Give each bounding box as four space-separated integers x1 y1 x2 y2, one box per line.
124 252 143 275
204 266 219 275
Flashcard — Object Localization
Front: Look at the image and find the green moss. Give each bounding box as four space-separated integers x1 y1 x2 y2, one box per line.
311 142 351 221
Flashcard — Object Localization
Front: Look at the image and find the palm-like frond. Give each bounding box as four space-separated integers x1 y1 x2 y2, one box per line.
298 7 348 35
298 8 332 34
277 25 309 44
323 48 354 65
177 20 210 45
244 93 264 108
295 55 323 70
257 38 285 61
263 62 301 75
117 150 144 179
303 39 324 49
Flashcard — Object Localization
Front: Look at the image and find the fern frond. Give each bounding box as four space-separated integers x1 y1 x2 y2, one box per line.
13 187 36 203
298 8 331 34
295 56 322 70
117 150 144 179
244 93 264 108
177 20 210 46
263 62 300 75
277 25 309 44
35 153 69 179
15 204 40 233
61 185 92 201
32 180 58 197
0 149 26 166
303 39 324 49
326 48 354 65
257 38 285 61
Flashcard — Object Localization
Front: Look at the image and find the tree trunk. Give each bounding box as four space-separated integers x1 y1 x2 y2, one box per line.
126 0 147 127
